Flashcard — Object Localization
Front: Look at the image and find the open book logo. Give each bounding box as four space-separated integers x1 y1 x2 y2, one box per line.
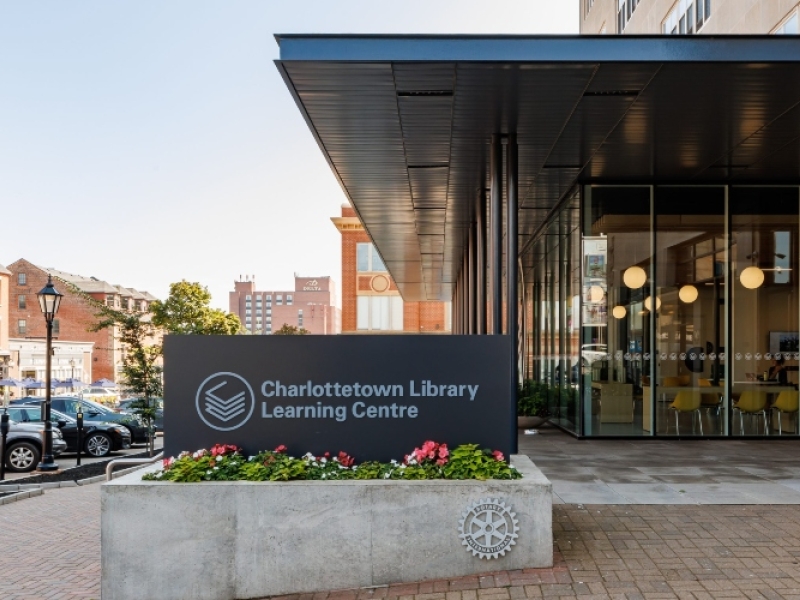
195 372 255 431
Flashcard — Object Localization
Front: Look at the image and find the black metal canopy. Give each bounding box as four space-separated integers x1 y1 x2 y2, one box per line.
276 35 800 301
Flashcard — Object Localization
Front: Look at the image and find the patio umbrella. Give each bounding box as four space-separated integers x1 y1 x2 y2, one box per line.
60 377 84 387
91 378 116 388
0 378 24 387
24 380 59 389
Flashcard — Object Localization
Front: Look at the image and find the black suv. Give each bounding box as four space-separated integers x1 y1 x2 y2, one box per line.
12 396 147 444
7 405 132 457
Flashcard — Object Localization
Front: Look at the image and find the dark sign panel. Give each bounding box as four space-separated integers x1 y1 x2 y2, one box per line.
164 335 513 461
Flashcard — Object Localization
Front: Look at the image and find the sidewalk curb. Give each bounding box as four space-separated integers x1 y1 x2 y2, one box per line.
0 464 147 504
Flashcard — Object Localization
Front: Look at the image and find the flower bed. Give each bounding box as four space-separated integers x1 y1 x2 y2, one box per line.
144 440 522 482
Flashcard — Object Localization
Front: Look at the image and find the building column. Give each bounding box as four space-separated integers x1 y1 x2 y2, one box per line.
506 133 519 454
476 190 487 335
490 134 503 335
468 222 477 334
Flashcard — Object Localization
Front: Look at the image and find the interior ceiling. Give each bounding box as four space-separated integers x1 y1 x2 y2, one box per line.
277 37 800 302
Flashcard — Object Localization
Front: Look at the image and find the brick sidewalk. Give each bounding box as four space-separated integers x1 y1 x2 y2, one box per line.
0 483 100 600
5 486 800 600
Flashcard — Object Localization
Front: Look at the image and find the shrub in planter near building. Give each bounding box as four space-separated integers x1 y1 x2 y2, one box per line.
517 380 550 428
143 441 521 482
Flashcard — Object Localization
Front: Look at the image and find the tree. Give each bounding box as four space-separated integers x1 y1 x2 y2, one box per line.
92 305 163 456
150 281 242 335
273 323 309 335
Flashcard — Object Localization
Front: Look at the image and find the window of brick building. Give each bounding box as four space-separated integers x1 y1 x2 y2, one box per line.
287 295 293 305
18 273 26 285
106 295 115 307
18 319 26 335
276 295 283 305
356 296 403 331
357 243 387 272
18 295 25 309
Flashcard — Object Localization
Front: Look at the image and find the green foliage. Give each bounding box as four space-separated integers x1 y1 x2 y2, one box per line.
150 281 242 335
273 323 309 335
517 380 549 417
442 444 521 480
143 442 522 483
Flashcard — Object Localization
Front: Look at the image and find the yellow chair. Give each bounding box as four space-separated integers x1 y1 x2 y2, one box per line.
662 376 681 387
668 390 702 435
699 378 723 430
678 375 691 387
771 391 799 435
733 391 768 435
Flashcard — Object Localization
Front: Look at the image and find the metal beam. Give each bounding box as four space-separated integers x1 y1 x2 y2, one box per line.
476 191 487 335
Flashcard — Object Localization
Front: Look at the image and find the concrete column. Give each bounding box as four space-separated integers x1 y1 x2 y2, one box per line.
506 133 519 454
490 134 503 335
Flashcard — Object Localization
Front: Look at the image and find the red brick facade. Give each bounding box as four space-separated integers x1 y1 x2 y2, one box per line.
332 205 450 333
6 259 156 383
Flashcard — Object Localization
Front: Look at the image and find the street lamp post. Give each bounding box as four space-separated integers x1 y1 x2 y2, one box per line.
37 275 63 472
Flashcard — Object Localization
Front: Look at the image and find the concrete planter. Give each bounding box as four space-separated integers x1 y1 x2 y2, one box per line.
101 455 552 600
517 416 548 429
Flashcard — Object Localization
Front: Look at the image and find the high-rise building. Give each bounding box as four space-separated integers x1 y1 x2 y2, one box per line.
332 205 451 334
581 0 799 35
229 275 340 335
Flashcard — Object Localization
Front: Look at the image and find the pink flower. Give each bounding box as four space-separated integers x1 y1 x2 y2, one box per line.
438 445 449 459
274 445 287 453
435 458 447 466
492 450 505 462
162 457 174 468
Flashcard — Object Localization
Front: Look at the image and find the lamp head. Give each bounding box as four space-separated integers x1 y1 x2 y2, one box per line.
37 276 63 321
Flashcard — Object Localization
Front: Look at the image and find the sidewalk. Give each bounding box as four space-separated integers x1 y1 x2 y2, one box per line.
521 425 800 504
6 431 800 599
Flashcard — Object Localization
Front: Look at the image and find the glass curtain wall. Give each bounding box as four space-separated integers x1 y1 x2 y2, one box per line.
731 187 800 436
524 192 580 434
654 187 726 437
582 187 652 435
523 184 799 437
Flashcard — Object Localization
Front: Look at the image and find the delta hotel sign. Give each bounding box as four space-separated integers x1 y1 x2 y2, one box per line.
164 335 513 461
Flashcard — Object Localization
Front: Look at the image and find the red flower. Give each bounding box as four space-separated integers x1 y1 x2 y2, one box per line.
492 450 505 462
337 451 354 467
274 445 287 453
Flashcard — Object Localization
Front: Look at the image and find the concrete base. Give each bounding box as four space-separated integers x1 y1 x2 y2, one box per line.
101 455 552 600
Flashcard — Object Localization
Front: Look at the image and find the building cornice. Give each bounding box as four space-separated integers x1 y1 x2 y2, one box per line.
331 216 364 233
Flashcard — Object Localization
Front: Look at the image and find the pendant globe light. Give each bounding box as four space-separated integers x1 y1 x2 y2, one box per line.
644 296 661 311
678 284 699 303
623 266 647 289
740 265 765 289
612 305 627 319
589 285 605 303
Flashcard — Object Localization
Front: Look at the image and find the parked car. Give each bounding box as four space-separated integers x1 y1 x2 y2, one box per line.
117 397 163 431
12 397 148 444
1 416 67 472
6 405 131 457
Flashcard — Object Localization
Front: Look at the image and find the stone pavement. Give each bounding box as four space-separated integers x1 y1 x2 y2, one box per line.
7 430 800 599
0 483 100 600
520 426 800 505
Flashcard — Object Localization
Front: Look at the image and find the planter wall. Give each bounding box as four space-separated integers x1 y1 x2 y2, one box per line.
101 455 552 600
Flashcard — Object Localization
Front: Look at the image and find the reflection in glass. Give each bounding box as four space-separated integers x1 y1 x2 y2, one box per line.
654 187 726 437
731 187 800 436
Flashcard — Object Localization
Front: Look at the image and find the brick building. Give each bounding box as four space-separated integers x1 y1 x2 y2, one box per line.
332 205 451 333
5 259 158 384
0 264 10 378
230 275 340 335
581 0 799 34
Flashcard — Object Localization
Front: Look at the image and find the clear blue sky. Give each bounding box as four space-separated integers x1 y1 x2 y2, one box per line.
0 1 577 310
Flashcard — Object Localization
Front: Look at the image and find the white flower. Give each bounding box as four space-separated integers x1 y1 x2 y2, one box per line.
399 464 406 469
320 457 327 464
390 459 398 465
302 452 314 460
213 466 219 471
383 473 390 479
248 456 256 461
216 456 224 462
206 470 212 474
321 473 327 479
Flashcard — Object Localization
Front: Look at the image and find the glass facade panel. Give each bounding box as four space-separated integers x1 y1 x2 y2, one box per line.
654 187 726 437
731 187 800 436
583 186 652 435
